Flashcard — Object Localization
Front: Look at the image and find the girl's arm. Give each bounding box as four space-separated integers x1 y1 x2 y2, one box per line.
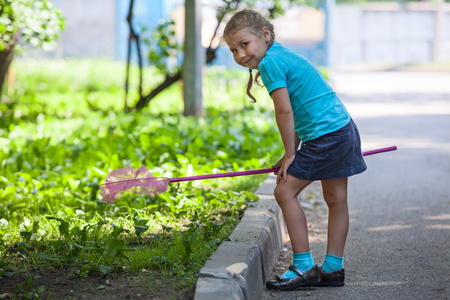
271 87 296 183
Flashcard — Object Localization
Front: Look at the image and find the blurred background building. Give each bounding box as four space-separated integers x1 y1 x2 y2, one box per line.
47 0 450 67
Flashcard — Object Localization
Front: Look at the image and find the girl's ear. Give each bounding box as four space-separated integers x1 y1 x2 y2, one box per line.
262 26 271 42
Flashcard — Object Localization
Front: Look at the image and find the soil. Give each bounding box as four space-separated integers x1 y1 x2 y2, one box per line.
0 268 195 300
0 267 195 299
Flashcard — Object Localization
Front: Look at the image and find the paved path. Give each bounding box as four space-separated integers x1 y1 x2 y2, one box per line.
261 71 450 300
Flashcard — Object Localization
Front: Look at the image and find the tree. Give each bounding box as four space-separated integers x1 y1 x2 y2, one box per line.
130 0 315 112
0 0 64 97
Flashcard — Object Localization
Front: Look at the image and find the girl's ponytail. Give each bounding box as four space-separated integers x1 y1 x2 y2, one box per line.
246 69 256 102
246 70 263 103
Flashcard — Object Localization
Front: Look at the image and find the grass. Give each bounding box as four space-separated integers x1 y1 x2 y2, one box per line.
0 58 282 298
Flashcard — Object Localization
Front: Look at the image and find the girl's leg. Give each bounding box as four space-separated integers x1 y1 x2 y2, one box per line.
267 175 322 288
321 177 349 257
274 175 313 254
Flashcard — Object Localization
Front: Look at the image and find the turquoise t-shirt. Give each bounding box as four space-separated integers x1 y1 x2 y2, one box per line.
257 42 351 142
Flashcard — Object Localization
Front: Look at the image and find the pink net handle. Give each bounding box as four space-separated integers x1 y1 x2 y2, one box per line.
362 146 397 156
168 167 279 183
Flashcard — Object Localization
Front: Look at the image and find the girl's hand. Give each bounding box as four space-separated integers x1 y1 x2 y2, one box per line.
271 156 284 174
276 153 295 184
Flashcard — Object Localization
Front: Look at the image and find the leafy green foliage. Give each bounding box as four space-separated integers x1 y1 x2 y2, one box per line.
0 59 283 285
0 0 64 52
144 19 181 75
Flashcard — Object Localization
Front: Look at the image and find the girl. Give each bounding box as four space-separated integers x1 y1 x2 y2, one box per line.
223 10 367 290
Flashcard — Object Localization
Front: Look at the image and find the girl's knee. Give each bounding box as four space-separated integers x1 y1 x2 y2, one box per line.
273 184 293 207
322 179 348 207
273 185 284 203
274 177 311 207
324 191 348 210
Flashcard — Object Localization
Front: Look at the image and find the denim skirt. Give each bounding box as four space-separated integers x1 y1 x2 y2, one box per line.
287 119 367 181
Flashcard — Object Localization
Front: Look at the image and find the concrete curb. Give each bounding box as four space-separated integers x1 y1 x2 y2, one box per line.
194 175 288 300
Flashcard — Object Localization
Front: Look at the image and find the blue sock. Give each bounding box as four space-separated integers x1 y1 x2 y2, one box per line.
321 254 344 273
280 251 315 279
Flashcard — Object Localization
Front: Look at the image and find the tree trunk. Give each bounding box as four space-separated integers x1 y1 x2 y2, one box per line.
0 32 17 98
183 0 203 116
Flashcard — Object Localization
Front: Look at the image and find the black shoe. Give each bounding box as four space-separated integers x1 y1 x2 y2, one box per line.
266 265 321 291
310 266 345 287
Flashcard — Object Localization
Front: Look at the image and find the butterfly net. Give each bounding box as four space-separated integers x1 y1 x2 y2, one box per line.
100 166 169 203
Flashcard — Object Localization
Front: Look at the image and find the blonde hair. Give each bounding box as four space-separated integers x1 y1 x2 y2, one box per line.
223 10 275 102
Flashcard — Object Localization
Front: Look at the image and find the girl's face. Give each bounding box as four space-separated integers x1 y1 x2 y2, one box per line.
225 26 271 70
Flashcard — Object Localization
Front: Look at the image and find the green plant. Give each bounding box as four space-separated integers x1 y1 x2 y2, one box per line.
14 271 46 299
0 58 284 296
145 19 181 76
